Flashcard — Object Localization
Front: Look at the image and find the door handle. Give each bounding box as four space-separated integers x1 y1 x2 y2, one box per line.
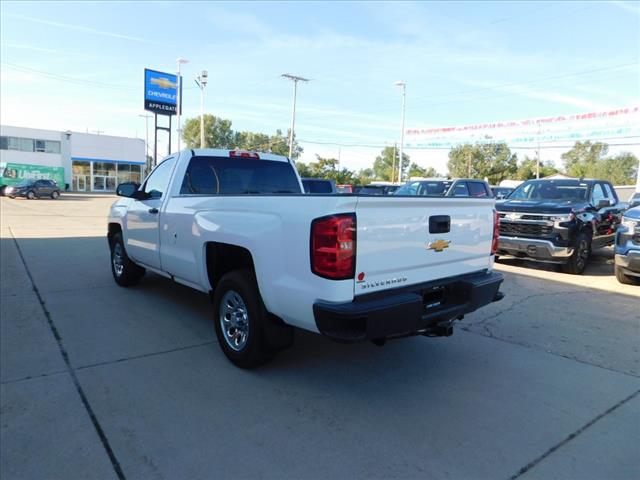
148 208 159 214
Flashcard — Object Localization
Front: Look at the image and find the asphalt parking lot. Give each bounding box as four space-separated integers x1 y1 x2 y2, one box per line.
1 194 639 480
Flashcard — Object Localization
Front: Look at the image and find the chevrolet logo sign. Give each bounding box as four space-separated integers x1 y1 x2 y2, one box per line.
505 213 521 221
427 239 451 252
150 77 177 89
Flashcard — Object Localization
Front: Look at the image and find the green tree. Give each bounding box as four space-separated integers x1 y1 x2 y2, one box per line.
561 141 609 178
295 155 357 184
592 152 638 185
373 147 409 181
407 162 439 179
234 131 271 152
516 156 559 180
182 114 234 149
182 115 303 158
447 143 517 184
267 129 303 159
355 168 375 185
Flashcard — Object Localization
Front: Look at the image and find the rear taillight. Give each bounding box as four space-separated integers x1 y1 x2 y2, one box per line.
492 209 500 255
311 214 356 280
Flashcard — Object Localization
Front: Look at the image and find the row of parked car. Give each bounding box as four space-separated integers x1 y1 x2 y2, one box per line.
302 176 640 285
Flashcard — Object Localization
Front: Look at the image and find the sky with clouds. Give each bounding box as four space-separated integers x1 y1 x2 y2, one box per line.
1 1 639 173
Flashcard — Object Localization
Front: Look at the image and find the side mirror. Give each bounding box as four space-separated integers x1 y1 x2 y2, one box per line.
116 182 139 198
596 199 611 210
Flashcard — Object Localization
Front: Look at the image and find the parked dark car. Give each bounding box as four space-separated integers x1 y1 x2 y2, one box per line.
301 178 337 194
614 205 640 285
491 186 513 199
5 179 61 199
395 179 492 197
495 178 622 274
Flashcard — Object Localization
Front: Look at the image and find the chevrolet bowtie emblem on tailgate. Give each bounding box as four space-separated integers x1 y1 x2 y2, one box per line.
427 239 451 252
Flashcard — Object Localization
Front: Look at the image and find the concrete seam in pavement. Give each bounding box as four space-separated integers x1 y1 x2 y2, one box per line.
75 340 217 372
460 328 640 380
9 227 127 480
0 369 68 386
509 388 640 479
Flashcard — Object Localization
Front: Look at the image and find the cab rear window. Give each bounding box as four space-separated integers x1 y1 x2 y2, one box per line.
180 156 301 195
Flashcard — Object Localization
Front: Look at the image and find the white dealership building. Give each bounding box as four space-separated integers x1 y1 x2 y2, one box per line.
0 125 146 192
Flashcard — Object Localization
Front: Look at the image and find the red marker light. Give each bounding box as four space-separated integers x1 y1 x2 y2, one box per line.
229 150 260 159
357 272 365 281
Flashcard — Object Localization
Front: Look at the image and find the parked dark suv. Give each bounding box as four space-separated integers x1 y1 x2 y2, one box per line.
5 179 61 199
496 178 622 274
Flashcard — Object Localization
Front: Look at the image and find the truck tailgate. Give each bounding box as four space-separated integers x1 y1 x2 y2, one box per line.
354 196 495 295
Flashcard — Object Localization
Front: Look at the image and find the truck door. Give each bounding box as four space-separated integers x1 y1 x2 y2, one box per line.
125 156 176 268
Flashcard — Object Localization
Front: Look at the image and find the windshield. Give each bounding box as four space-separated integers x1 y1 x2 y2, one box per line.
509 180 589 202
395 181 450 196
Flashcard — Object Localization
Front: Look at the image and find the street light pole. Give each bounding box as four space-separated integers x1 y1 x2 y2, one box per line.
281 73 309 159
195 70 208 148
176 57 189 152
395 81 406 182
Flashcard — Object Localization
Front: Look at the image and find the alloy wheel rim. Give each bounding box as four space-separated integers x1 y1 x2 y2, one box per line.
113 243 124 277
219 290 249 351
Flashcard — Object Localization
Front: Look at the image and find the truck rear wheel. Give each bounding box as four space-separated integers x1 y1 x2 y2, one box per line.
561 232 591 275
213 269 275 369
110 232 145 286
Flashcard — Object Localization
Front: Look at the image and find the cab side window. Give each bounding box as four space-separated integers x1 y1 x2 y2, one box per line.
142 157 176 199
591 183 605 206
451 182 470 197
602 183 617 204
468 181 489 197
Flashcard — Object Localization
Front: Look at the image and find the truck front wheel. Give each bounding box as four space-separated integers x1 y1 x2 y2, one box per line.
110 232 145 286
213 269 275 369
615 264 640 285
561 232 591 275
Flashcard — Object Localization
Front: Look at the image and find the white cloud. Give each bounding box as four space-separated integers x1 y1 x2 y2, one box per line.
4 13 155 44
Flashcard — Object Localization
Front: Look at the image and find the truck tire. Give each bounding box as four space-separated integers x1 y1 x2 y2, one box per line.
110 232 145 286
213 269 276 369
561 231 591 275
26 190 36 200
615 264 640 285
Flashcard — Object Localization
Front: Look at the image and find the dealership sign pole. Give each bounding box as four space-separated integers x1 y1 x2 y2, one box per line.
144 68 182 167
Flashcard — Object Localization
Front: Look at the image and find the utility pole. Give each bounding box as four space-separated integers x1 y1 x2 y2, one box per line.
536 142 541 179
392 142 397 183
138 114 152 174
176 57 189 152
395 81 406 182
195 70 208 148
282 73 309 159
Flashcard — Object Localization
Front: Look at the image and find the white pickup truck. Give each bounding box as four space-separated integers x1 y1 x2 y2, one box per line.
108 149 504 368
